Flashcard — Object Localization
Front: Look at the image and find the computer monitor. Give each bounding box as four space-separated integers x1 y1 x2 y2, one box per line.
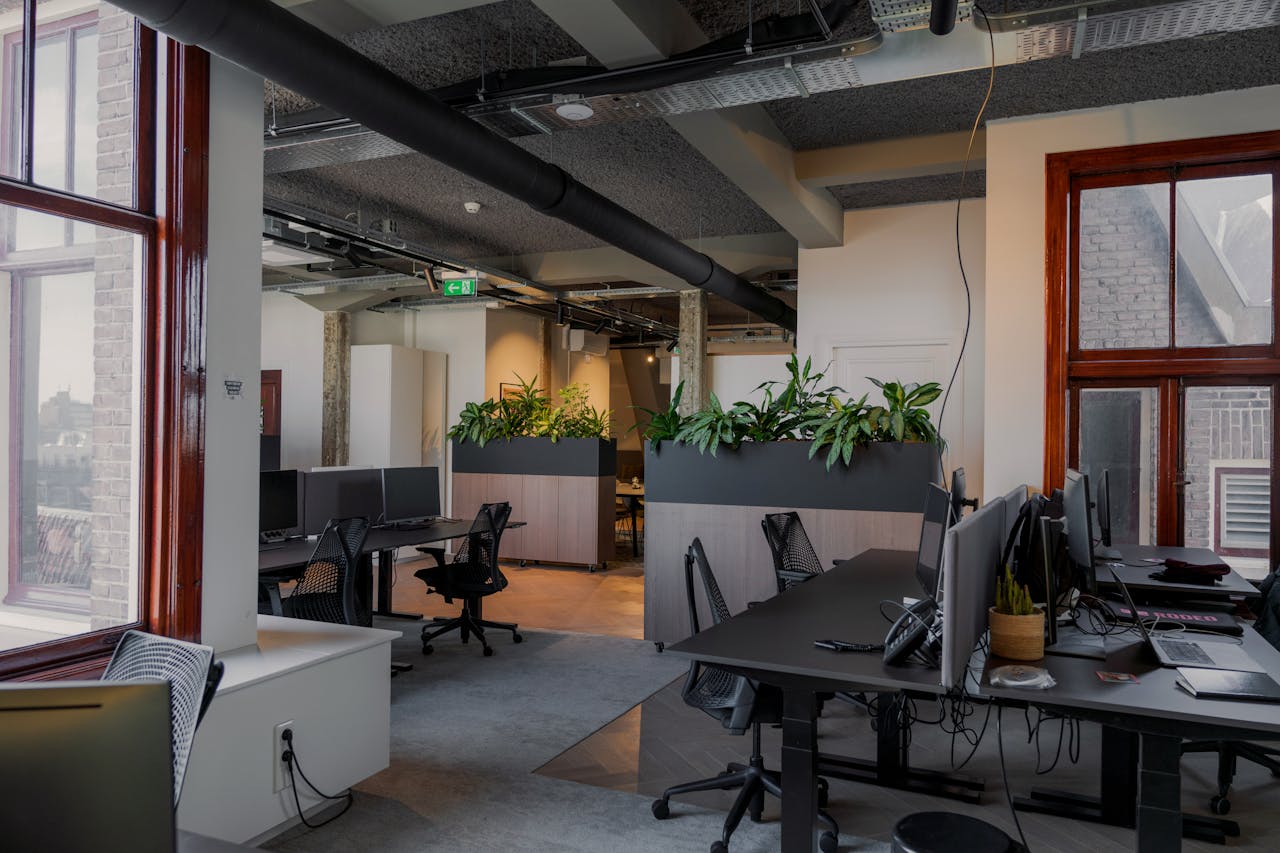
916 483 952 600
999 484 1028 543
1096 468 1113 548
381 466 441 526
0 681 175 853
949 467 968 523
939 497 1006 690
304 467 384 535
1063 468 1097 594
259 469 300 535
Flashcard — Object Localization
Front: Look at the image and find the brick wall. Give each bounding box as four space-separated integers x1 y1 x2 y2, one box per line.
88 6 136 630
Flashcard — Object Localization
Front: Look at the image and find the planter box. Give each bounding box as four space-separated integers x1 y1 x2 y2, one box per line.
643 439 942 642
451 438 616 569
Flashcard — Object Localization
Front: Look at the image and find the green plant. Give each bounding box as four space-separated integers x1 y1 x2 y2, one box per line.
556 382 613 440
995 566 1036 616
803 393 873 470
867 378 943 444
447 399 502 447
497 373 550 438
673 392 751 456
737 355 843 442
631 381 686 447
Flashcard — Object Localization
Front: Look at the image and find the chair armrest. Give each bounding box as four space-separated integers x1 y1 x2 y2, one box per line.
777 570 815 585
746 600 763 609
416 546 449 569
257 580 284 617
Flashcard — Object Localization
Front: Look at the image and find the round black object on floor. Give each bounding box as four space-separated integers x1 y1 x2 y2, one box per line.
891 812 1018 853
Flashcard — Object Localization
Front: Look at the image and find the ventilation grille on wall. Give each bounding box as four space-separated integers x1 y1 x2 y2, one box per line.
1217 468 1270 555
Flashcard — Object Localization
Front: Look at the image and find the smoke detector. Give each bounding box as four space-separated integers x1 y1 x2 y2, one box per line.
554 102 594 121
463 201 482 215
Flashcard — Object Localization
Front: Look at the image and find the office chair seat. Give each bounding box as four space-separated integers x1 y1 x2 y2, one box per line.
891 812 1022 853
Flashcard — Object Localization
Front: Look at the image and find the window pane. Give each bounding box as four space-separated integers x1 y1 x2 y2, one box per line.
0 1 20 180
1 204 142 652
1175 175 1273 347
1078 183 1171 350
1183 385 1271 581
1078 387 1159 546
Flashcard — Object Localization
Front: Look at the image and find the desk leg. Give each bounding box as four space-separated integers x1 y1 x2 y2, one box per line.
629 502 639 558
781 689 820 853
374 548 424 620
1137 733 1182 853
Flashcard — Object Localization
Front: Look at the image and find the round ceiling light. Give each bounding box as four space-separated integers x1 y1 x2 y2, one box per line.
555 102 594 121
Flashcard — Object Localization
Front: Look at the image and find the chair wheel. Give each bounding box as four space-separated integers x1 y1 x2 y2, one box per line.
1210 795 1231 815
513 633 523 643
483 646 494 657
421 644 433 655
820 830 838 853
655 642 665 653
818 777 829 808
710 842 727 853
651 799 669 820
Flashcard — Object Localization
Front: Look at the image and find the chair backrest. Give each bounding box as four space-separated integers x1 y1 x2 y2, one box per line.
686 537 731 633
682 538 758 732
762 511 824 593
102 629 224 804
289 516 371 625
454 502 511 587
1256 570 1280 651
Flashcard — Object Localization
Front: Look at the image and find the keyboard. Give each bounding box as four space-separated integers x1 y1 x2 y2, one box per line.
1156 638 1214 666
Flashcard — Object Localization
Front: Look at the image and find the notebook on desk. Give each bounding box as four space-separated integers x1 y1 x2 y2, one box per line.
1176 668 1280 703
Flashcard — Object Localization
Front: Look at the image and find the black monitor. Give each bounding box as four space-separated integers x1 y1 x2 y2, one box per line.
1063 468 1097 594
381 466 442 527
304 467 384 535
916 483 952 599
0 681 175 853
259 469 300 535
949 467 967 523
1096 468 1113 548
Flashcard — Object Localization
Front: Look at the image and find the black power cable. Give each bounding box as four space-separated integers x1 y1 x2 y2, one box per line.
281 728 354 829
997 706 1031 851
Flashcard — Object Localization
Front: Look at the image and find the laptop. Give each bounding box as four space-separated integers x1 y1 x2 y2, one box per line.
1107 565 1262 672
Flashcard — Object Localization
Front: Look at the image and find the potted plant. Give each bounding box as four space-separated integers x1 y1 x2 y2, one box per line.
989 566 1046 661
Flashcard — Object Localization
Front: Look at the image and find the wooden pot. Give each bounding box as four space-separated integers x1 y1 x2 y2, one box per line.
988 606 1045 661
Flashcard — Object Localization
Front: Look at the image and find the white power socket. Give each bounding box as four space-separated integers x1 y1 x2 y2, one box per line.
273 720 295 793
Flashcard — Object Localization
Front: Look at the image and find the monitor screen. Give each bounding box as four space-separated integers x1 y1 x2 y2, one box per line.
259 469 300 533
1095 468 1112 548
949 467 967 523
304 467 384 535
940 497 1006 689
999 484 1028 543
916 483 951 599
0 681 174 853
381 466 442 524
1063 468 1097 594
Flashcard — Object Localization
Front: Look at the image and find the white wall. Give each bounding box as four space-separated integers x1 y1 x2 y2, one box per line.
797 201 986 498
484 308 544 397
260 293 324 472
201 57 265 653
708 353 791 406
983 85 1280 497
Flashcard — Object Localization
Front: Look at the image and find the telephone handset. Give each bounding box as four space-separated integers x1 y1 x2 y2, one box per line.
883 598 941 668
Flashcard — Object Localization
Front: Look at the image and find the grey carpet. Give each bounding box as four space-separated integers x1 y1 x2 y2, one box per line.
265 623 889 852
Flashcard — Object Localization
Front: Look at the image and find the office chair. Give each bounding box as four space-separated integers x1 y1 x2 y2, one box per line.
762 512 828 593
890 812 1023 853
102 629 224 804
1181 569 1280 814
652 538 839 853
266 517 372 626
415 502 522 657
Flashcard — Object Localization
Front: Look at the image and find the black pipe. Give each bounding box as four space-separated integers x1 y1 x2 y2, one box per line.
930 0 959 35
124 0 797 330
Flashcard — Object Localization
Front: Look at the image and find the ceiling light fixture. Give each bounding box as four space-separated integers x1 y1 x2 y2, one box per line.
554 102 594 121
463 201 482 214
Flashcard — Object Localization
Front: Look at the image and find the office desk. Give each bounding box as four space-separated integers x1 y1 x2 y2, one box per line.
983 629 1280 853
1096 545 1257 599
616 483 644 557
259 520 526 621
667 550 972 853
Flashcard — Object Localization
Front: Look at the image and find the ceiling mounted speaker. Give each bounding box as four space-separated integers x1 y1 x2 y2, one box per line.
930 0 959 35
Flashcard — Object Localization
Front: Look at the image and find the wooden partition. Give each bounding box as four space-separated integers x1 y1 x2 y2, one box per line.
643 441 939 643
452 438 615 570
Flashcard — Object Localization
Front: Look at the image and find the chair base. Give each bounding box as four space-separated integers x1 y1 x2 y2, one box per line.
1183 739 1280 814
652 724 838 852
421 602 521 657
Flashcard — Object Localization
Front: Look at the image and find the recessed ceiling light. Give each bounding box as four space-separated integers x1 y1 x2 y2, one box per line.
555 102 594 121
463 201 482 214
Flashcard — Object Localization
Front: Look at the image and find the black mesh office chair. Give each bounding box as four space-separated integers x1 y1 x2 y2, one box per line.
762 512 828 593
652 538 839 853
102 630 224 804
1182 570 1280 814
270 517 371 626
415 502 522 657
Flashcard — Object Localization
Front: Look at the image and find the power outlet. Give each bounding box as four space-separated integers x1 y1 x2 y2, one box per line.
272 720 294 793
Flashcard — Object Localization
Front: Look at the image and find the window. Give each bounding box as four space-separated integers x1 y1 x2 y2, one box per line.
0 1 208 679
1047 132 1280 580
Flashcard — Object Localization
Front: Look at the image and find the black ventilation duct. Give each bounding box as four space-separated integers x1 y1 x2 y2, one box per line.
120 0 798 331
930 0 959 35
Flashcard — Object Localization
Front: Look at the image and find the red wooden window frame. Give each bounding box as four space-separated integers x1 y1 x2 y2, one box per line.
0 18 208 680
1045 130 1280 559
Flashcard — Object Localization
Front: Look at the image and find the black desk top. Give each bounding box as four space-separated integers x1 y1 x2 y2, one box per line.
258 519 524 573
666 549 946 695
1096 544 1257 598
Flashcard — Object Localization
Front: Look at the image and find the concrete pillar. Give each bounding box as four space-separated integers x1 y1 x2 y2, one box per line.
321 311 351 466
678 290 708 416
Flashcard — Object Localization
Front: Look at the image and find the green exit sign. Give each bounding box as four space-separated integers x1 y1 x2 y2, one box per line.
442 277 478 297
